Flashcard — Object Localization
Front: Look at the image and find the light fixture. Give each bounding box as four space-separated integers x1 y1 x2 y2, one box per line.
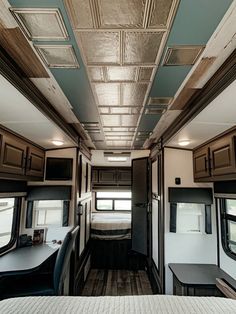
178 140 190 147
107 156 128 162
52 140 64 146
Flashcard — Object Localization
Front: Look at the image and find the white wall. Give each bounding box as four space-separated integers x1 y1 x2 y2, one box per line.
164 148 216 294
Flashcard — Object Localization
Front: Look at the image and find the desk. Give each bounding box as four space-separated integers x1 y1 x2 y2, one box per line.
0 244 59 275
169 263 236 297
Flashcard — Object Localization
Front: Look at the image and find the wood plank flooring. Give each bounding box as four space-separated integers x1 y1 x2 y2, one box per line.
82 269 153 296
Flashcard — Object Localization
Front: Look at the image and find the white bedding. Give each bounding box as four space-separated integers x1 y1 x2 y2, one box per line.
91 213 131 240
1 295 236 314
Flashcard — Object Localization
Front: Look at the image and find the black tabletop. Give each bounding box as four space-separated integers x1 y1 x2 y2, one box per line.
0 244 59 274
169 263 236 289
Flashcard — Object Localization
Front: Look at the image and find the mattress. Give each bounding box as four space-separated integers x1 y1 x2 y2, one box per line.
1 295 236 314
91 213 131 240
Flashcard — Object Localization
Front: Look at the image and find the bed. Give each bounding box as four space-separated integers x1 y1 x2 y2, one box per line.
91 212 131 240
1 295 236 313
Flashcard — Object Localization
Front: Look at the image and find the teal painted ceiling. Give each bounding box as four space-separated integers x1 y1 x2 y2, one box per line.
9 0 233 148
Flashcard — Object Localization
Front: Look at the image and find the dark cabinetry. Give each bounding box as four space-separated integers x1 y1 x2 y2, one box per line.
0 129 45 180
92 167 131 187
193 129 236 181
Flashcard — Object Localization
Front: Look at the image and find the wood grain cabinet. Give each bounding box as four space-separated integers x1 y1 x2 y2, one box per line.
0 133 27 175
210 135 236 176
92 167 131 186
26 146 45 178
193 146 210 180
193 130 236 182
0 130 45 180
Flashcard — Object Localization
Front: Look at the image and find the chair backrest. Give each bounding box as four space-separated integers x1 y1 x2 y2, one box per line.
53 226 79 295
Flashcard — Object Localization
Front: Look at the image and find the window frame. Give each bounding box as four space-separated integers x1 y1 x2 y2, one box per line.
220 198 236 261
95 192 132 211
0 197 21 255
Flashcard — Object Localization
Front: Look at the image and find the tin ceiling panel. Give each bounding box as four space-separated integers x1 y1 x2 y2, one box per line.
123 31 165 65
122 83 148 107
97 0 147 29
77 31 120 65
94 83 120 106
35 45 79 68
148 0 177 29
138 67 154 81
89 67 105 82
163 46 205 66
121 115 139 126
65 0 94 29
11 8 68 41
65 0 180 148
101 114 121 126
107 67 137 82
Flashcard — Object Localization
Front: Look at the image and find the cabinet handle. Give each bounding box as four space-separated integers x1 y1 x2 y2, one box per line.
205 157 208 171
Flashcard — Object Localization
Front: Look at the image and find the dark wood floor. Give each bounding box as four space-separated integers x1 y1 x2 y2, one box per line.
82 269 153 296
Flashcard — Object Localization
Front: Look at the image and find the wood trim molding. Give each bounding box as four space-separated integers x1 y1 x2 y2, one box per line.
160 49 236 147
0 46 79 145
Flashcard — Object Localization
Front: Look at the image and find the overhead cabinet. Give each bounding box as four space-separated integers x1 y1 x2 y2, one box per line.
0 129 45 180
92 167 131 187
193 129 236 181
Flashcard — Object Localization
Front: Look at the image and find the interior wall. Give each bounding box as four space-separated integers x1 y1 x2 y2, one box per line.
21 147 77 240
164 147 216 294
217 201 236 279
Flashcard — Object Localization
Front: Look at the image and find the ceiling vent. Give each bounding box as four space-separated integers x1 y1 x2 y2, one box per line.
163 46 205 66
11 8 68 41
82 122 101 133
145 107 167 115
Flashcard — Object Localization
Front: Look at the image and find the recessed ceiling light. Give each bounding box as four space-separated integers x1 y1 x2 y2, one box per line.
107 156 128 162
52 140 64 146
178 140 190 147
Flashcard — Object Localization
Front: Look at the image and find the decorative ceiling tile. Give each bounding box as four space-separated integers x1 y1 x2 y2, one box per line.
104 131 135 136
123 31 165 64
77 31 120 65
138 67 153 81
163 46 205 66
110 107 130 114
65 0 94 29
97 0 146 28
106 140 132 147
122 83 148 106
101 114 121 126
121 115 139 126
148 97 172 105
89 67 105 82
99 107 110 114
148 0 178 29
105 135 133 140
35 45 79 68
94 83 120 106
11 8 68 41
107 66 137 82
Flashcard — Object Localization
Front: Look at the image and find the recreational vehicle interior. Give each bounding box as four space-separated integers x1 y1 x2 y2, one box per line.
0 0 236 312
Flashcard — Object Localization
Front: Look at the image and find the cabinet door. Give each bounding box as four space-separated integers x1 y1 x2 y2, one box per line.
26 146 45 178
0 134 27 175
193 147 210 179
99 169 116 184
117 169 131 185
210 135 236 176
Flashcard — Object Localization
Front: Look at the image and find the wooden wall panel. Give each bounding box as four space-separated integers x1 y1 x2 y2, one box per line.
0 27 49 78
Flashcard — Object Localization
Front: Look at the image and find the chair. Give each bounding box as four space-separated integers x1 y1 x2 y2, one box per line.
2 226 79 298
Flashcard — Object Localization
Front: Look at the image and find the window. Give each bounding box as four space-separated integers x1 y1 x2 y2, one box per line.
221 199 236 259
96 192 131 211
0 198 20 252
176 203 205 233
34 200 63 227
